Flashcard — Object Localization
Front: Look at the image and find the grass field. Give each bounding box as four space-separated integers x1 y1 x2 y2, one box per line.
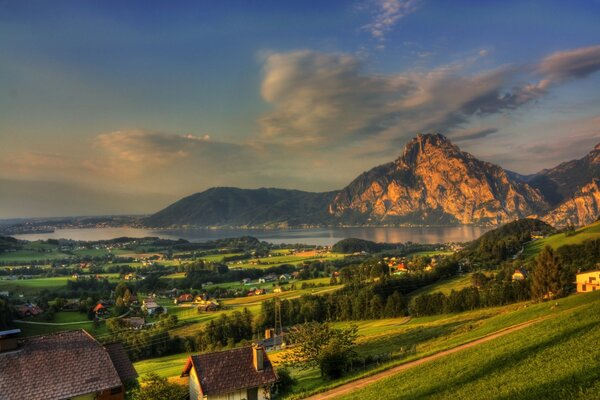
523 221 600 258
408 273 474 297
0 276 73 295
339 291 600 400
284 292 598 398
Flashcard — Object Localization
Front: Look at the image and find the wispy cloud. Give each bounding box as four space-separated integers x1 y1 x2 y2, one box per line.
259 50 541 148
363 0 419 48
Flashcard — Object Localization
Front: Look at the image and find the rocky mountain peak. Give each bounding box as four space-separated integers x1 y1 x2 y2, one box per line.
399 133 459 167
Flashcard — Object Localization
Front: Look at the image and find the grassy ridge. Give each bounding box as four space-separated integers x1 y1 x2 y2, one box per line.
339 291 600 400
524 221 600 258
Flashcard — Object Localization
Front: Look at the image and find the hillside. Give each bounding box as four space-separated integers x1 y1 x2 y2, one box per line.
145 134 600 228
462 218 556 264
524 219 600 258
145 187 337 227
337 291 600 400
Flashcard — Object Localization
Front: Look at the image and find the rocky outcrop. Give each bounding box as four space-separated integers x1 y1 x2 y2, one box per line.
329 134 549 225
542 179 600 226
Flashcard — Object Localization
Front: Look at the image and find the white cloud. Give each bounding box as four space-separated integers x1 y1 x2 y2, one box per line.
363 0 419 47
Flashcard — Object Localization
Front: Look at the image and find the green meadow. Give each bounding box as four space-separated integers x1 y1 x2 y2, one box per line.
524 220 600 258
338 291 600 400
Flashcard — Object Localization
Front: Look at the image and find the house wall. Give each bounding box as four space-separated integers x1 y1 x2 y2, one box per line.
207 386 270 400
190 366 202 400
576 271 600 293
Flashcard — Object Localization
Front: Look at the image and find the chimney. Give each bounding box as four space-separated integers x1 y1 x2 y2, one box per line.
0 329 21 353
252 343 264 371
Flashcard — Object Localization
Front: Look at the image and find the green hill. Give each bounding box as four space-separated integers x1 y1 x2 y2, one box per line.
340 291 600 400
524 220 600 258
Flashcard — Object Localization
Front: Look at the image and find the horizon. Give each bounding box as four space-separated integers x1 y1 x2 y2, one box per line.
2 1 600 218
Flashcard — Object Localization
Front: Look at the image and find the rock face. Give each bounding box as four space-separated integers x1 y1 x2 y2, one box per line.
329 134 549 225
542 179 600 226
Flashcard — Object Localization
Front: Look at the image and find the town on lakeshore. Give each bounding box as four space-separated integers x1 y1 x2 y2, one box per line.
2 1 600 399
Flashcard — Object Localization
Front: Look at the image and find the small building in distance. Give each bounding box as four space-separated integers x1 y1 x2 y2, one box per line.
181 344 278 400
576 270 600 293
0 329 137 400
142 298 161 315
512 268 528 281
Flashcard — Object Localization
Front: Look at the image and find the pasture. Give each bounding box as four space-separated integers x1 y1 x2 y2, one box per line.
338 291 600 400
524 220 600 258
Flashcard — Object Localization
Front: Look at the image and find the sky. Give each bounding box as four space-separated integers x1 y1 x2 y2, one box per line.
1 0 600 218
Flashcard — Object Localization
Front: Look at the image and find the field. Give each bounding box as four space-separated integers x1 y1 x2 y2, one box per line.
523 220 600 258
338 291 600 400
408 273 474 297
284 292 598 398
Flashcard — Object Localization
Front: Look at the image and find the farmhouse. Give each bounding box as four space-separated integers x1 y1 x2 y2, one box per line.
0 329 137 400
142 298 161 315
576 270 600 293
181 344 278 400
512 268 528 281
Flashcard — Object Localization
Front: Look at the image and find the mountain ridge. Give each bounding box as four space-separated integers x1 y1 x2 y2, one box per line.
145 134 600 228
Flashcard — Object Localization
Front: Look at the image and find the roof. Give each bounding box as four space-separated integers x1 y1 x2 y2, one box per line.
93 303 106 312
182 345 278 395
0 330 127 400
0 328 21 338
577 269 600 276
104 343 139 382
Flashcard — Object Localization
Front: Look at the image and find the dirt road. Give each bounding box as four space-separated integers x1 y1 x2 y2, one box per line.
304 317 546 399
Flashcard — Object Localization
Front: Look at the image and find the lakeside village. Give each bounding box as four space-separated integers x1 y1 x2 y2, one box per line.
2 219 600 399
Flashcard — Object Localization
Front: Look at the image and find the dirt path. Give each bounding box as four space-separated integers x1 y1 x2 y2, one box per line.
304 317 547 400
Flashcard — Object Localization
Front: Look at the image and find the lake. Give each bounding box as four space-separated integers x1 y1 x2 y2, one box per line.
13 226 492 246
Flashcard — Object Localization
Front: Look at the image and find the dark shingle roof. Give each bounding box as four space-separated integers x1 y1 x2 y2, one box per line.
104 342 139 382
182 345 278 395
0 330 125 400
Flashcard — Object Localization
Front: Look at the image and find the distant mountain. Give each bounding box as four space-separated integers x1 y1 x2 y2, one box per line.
146 135 600 228
145 187 337 228
529 143 600 205
329 134 548 225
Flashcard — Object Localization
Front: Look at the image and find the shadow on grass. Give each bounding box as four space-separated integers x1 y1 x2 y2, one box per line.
403 319 599 400
357 316 487 358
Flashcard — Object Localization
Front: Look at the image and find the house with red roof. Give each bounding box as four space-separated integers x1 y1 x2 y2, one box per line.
181 344 278 400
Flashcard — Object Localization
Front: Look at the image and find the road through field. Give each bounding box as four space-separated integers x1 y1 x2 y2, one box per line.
304 317 549 400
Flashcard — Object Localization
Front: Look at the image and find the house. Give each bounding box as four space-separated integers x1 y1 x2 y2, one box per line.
0 291 8 298
242 278 252 285
122 317 146 330
279 274 291 281
248 288 266 296
576 270 600 293
142 299 161 315
273 286 284 293
94 303 111 317
197 300 219 312
15 303 42 318
512 268 528 281
0 329 137 400
181 344 278 400
176 293 194 304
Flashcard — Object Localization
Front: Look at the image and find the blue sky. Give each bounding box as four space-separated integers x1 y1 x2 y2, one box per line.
1 0 600 217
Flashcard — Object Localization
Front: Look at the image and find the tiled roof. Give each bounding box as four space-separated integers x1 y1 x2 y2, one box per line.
104 342 139 382
0 330 125 400
182 345 278 395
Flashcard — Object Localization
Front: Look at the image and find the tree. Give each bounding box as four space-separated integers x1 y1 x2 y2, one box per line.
282 322 358 377
130 373 187 400
531 246 566 300
0 298 12 329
